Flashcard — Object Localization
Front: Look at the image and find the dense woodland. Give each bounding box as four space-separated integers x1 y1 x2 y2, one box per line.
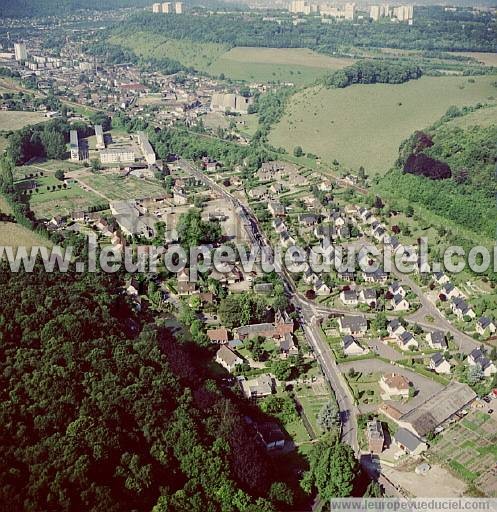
379 109 497 242
322 61 422 88
117 10 497 53
0 265 304 511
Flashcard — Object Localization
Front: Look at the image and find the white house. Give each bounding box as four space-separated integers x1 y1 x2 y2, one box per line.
391 294 410 311
430 353 451 374
216 345 243 373
342 335 366 356
340 289 358 306
476 317 497 337
426 331 447 350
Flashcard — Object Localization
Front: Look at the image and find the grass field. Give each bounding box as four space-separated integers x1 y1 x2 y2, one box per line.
0 222 50 248
451 52 497 67
445 103 497 129
80 173 165 201
208 47 354 85
269 75 497 174
0 194 13 214
109 32 228 71
0 111 47 131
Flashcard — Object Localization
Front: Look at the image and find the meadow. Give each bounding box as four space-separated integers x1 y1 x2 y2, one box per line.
207 47 354 85
109 32 228 71
0 111 47 131
0 222 50 249
269 75 497 174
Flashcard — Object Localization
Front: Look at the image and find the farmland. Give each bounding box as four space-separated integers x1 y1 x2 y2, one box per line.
208 47 354 85
0 111 47 131
428 410 497 496
269 75 497 174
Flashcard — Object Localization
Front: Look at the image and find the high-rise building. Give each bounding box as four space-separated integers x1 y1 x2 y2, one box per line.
344 2 356 20
175 2 183 13
370 5 380 21
289 0 312 15
70 130 80 161
14 42 27 61
161 2 171 13
94 125 105 150
152 3 161 13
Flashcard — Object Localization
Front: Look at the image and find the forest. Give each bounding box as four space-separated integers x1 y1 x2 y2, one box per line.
0 264 300 511
322 61 422 88
379 114 497 242
115 9 497 54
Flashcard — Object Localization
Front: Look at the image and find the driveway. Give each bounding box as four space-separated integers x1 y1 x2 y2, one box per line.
338 359 444 414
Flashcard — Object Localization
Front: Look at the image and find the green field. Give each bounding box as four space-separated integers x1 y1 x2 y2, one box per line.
109 32 228 71
80 173 165 201
208 47 354 85
0 111 47 131
0 222 50 248
269 75 497 174
444 103 497 129
108 33 354 84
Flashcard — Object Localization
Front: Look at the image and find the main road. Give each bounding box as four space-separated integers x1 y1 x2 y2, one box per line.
179 158 359 452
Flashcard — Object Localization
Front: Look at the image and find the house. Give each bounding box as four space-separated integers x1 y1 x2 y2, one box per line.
467 348 497 377
269 182 286 195
476 317 497 337
397 331 418 351
393 428 427 456
426 331 447 350
240 374 275 400
366 420 384 454
236 310 293 341
442 282 463 300
207 327 229 344
268 201 286 217
433 272 450 286
273 218 287 234
319 179 333 192
299 213 320 227
280 230 296 248
256 422 285 451
315 224 337 240
363 269 388 284
451 297 476 320
391 294 410 311
389 281 406 297
430 353 451 375
173 188 188 205
357 207 372 223
303 267 319 285
280 333 298 357
387 319 405 338
342 335 366 356
216 345 243 373
248 185 268 200
359 289 377 307
379 373 410 398
338 271 355 282
338 315 368 336
314 280 331 296
340 289 358 306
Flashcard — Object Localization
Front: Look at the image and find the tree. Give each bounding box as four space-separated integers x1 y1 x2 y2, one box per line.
269 482 293 506
467 363 484 385
0 156 14 193
302 436 358 500
317 400 340 431
293 146 303 157
271 359 292 381
364 481 383 497
91 158 101 173
54 169 65 181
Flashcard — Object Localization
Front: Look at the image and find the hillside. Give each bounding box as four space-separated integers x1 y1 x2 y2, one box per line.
0 264 298 511
378 106 497 242
269 75 497 174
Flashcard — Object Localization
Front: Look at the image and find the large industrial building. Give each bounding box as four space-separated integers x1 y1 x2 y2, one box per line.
211 93 254 115
100 147 136 165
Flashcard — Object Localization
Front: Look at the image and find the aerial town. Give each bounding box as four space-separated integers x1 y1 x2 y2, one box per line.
0 1 496 510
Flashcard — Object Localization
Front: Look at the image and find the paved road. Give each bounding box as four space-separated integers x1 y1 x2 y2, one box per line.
392 267 479 354
180 158 359 451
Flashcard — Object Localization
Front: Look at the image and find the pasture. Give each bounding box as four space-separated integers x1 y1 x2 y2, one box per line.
445 103 497 129
0 111 47 131
269 75 497 174
208 47 354 85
